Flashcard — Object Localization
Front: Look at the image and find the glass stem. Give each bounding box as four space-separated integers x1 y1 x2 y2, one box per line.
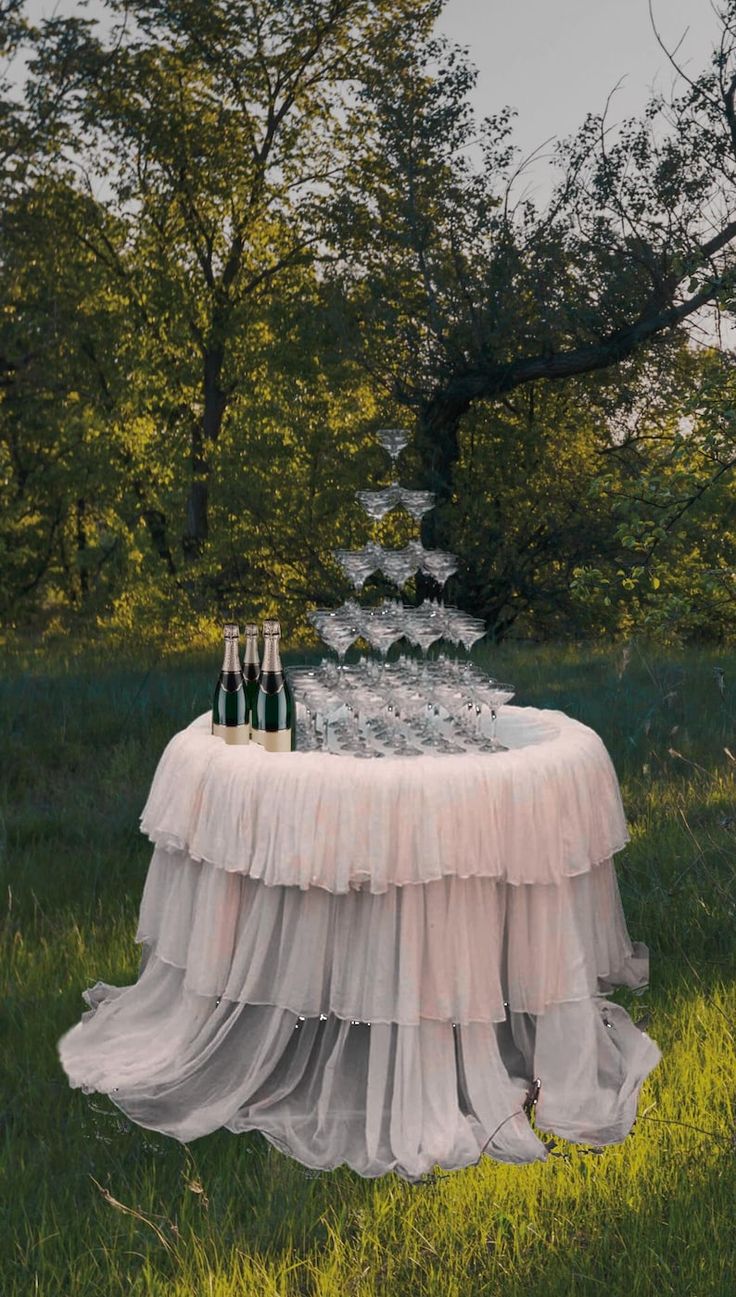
491 708 497 744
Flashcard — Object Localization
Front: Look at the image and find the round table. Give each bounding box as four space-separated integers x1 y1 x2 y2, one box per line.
58 705 661 1181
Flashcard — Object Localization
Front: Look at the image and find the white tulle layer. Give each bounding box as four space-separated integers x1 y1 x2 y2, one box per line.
139 709 629 892
135 850 649 1022
59 707 661 1179
58 961 661 1180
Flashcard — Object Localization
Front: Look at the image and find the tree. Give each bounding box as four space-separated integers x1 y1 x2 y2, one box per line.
0 3 133 614
26 0 441 562
329 5 736 540
568 345 736 642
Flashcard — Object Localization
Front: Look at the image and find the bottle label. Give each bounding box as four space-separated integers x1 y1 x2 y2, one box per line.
259 728 293 753
212 723 250 744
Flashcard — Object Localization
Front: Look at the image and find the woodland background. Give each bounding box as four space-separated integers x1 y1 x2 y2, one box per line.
5 0 736 648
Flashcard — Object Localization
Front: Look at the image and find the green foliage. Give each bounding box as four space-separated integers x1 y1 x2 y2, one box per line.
1 0 441 632
565 349 736 642
2 644 736 1294
4 1 736 643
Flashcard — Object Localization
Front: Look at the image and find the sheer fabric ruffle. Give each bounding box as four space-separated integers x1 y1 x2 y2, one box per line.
58 853 661 1180
135 850 648 1022
139 709 629 892
59 953 659 1180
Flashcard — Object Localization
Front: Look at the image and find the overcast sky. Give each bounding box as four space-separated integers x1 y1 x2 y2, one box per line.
19 0 725 184
436 0 722 195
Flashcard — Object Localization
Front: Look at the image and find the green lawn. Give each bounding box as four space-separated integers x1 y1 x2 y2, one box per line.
1 639 735 1296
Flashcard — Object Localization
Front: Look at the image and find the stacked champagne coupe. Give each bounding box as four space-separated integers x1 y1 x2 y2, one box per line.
293 428 515 756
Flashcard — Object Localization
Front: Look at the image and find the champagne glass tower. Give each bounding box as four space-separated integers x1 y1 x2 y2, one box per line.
308 426 483 667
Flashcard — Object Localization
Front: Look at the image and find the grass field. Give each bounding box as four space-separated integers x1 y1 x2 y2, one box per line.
2 638 736 1296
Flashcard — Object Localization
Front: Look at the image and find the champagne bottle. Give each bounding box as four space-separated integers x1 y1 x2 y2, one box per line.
212 623 249 743
251 619 295 752
243 623 260 723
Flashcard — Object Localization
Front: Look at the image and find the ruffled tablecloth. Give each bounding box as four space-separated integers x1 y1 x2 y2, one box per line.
58 706 661 1180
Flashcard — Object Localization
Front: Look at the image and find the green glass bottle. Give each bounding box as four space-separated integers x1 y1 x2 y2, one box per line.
243 623 260 728
251 619 295 752
212 623 249 744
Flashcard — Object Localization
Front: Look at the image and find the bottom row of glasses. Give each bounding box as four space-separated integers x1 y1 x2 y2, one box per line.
288 659 515 757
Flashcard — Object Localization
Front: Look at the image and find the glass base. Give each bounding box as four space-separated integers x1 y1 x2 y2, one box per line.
485 738 509 752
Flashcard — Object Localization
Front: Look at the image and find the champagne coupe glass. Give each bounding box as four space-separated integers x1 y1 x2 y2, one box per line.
431 675 470 736
336 600 366 659
385 696 424 756
403 603 445 680
360 602 404 677
306 608 332 647
321 692 353 753
455 681 479 744
482 681 516 752
398 488 436 520
297 679 345 751
436 607 468 674
294 695 320 750
376 428 410 465
335 695 376 757
440 607 467 665
421 549 459 587
348 681 393 757
363 677 421 756
382 639 426 752
307 606 361 672
287 665 322 749
440 610 482 680
356 486 401 520
379 546 422 588
407 688 459 754
334 542 379 594
456 613 487 656
288 665 321 688
405 539 427 567
464 681 498 752
417 598 448 635
420 599 454 658
403 654 421 684
333 542 381 591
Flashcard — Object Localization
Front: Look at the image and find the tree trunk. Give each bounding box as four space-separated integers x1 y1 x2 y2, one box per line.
182 346 228 558
183 428 210 559
416 390 469 540
75 497 89 595
414 390 470 602
139 502 177 575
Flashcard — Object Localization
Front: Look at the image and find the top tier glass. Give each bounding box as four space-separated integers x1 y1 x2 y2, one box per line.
376 428 410 464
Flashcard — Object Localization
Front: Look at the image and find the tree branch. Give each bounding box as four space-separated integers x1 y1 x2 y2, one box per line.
427 266 736 418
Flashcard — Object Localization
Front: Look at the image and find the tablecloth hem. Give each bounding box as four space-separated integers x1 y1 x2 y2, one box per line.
138 830 633 892
130 944 648 1026
58 985 660 1179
